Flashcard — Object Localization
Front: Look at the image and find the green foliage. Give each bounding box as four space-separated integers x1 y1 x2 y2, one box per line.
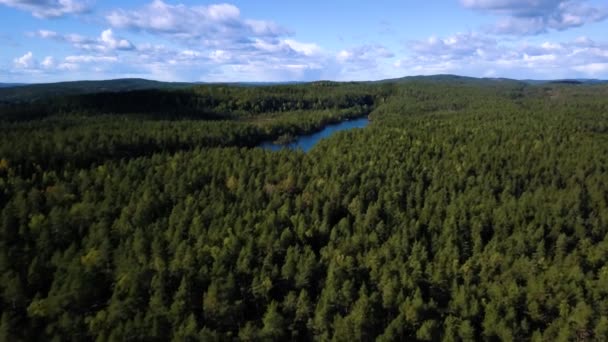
1 79 608 340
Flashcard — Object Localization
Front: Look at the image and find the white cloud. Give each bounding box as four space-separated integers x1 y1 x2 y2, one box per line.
10 50 121 78
250 38 322 59
284 40 321 57
35 29 134 53
10 1 397 81
573 63 608 75
411 33 498 60
37 30 58 39
523 53 557 62
99 29 134 50
106 0 287 44
332 44 395 81
14 52 34 68
575 36 594 45
396 32 608 79
64 34 90 44
251 38 286 54
179 50 204 58
12 51 63 75
209 50 231 63
541 42 563 50
41 56 55 68
102 38 328 82
219 60 325 82
336 45 393 66
65 55 118 63
461 0 608 35
336 50 353 63
0 0 89 18
102 2 320 80
58 63 79 71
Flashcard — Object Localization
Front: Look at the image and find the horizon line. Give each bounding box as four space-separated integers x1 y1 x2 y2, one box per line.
2 74 607 86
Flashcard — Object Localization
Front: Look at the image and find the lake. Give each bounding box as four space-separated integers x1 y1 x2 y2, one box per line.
259 117 369 152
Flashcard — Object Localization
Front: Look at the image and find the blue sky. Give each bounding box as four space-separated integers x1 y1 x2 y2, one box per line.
2 0 608 82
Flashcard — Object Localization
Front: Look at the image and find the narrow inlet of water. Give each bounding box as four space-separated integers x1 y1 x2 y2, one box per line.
258 117 369 152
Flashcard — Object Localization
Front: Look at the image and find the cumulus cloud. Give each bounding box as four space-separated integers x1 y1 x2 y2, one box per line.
336 45 394 69
99 29 134 50
283 40 321 57
106 0 287 44
250 38 322 59
41 56 55 68
10 1 396 81
411 33 498 60
99 38 325 82
57 62 79 71
396 32 608 78
13 51 34 68
92 1 336 81
330 45 395 81
34 29 134 52
0 0 89 18
10 49 122 79
13 52 78 74
461 0 608 35
29 27 330 82
144 41 327 82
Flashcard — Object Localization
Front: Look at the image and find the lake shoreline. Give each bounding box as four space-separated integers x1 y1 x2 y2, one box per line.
258 115 370 152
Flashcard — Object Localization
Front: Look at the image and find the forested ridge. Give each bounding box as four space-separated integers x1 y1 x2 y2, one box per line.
1 79 608 341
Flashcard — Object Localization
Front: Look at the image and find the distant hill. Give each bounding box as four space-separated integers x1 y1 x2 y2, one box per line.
2 75 606 104
0 79 310 103
373 74 527 87
0 78 194 103
523 79 608 85
374 74 608 86
0 83 27 88
549 80 583 85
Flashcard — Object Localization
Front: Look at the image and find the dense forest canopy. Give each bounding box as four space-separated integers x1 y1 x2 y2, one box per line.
1 77 608 340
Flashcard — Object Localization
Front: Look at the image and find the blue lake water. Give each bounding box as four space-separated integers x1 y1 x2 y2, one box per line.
259 116 369 152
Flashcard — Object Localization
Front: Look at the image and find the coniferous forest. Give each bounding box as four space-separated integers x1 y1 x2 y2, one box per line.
1 78 608 340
